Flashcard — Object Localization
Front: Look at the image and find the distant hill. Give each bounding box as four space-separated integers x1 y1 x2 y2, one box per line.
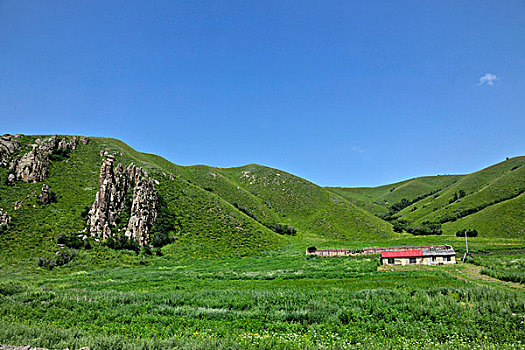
327 157 525 238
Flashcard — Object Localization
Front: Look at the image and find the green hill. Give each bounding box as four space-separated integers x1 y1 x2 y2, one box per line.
0 134 394 266
328 175 463 216
328 157 525 239
1 134 523 267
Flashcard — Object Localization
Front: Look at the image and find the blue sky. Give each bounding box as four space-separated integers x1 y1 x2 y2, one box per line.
1 1 524 187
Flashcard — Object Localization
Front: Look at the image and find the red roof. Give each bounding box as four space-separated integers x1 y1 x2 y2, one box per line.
381 250 423 258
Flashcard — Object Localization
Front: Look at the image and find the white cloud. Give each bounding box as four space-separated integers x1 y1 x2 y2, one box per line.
352 146 365 154
479 73 497 86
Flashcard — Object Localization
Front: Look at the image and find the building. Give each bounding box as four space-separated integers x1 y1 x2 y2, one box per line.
306 248 354 257
380 247 456 266
363 245 453 254
305 245 456 266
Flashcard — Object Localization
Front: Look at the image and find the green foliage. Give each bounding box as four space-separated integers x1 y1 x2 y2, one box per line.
470 251 525 284
37 249 76 270
57 232 91 249
455 229 478 237
391 220 442 235
271 223 297 236
48 148 71 162
102 233 140 254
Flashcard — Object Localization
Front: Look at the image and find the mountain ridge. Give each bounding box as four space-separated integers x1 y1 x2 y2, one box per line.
0 134 523 268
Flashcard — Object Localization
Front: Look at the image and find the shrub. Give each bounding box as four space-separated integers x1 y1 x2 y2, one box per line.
455 229 478 237
392 220 442 235
57 233 91 249
140 245 152 256
48 148 70 161
271 223 297 236
103 234 140 254
37 249 76 270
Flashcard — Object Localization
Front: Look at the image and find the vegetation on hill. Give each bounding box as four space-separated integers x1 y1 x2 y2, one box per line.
329 157 525 239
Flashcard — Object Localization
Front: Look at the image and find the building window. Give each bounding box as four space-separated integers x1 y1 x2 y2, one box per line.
409 258 416 264
388 258 394 264
445 256 451 262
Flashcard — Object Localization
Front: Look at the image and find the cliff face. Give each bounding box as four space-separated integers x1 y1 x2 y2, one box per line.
8 135 79 183
0 135 21 167
126 176 158 246
87 155 158 245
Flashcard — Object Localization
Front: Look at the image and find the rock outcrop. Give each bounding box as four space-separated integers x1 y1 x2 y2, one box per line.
126 177 158 245
9 136 78 183
7 174 15 185
0 134 21 167
38 184 50 205
0 208 11 229
87 156 158 245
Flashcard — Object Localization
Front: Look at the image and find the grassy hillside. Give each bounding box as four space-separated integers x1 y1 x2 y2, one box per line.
0 135 398 268
178 164 395 242
443 191 525 238
328 175 462 216
0 136 287 266
1 134 523 268
329 157 525 239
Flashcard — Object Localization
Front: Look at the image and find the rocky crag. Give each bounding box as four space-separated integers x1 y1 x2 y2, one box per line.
0 208 11 229
0 135 21 167
86 155 158 246
38 184 51 205
6 135 81 184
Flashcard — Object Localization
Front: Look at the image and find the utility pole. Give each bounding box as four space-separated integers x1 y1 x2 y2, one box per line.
462 230 469 263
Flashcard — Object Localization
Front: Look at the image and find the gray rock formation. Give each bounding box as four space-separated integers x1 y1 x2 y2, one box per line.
87 157 158 245
57 136 78 152
126 177 158 245
0 208 11 229
38 184 50 205
0 134 21 167
9 136 79 183
7 174 15 185
11 143 50 183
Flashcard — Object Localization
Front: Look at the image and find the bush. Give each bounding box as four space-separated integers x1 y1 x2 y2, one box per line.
103 233 140 254
37 249 76 270
455 229 478 237
392 220 442 235
140 245 152 256
271 223 297 236
48 148 70 161
57 233 91 249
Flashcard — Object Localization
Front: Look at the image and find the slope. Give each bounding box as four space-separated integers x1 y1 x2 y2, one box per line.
328 175 462 216
328 157 525 239
0 135 286 266
442 191 525 238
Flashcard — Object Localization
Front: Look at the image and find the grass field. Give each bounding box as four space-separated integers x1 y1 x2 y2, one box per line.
1 247 524 349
